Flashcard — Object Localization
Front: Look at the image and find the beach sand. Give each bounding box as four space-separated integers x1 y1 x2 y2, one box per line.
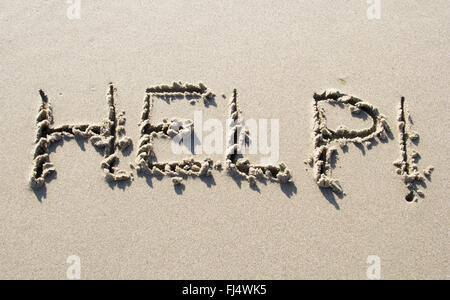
0 0 448 279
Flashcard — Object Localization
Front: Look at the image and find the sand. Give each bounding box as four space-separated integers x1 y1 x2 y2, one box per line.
0 1 448 279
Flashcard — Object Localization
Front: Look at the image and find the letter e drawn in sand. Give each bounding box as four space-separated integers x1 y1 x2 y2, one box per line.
134 82 216 187
30 84 133 190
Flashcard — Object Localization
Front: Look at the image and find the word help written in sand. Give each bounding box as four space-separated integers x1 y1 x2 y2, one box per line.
30 83 433 203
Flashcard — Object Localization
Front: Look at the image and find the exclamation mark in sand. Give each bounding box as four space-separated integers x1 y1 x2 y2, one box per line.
394 97 434 202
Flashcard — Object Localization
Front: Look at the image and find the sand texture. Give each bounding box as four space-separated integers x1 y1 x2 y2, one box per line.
0 1 448 279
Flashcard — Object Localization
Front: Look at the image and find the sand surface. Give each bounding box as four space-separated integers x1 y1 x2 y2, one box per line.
0 0 448 279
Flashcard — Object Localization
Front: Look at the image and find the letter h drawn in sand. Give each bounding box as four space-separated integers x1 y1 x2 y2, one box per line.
30 84 132 189
307 89 391 195
134 82 216 185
